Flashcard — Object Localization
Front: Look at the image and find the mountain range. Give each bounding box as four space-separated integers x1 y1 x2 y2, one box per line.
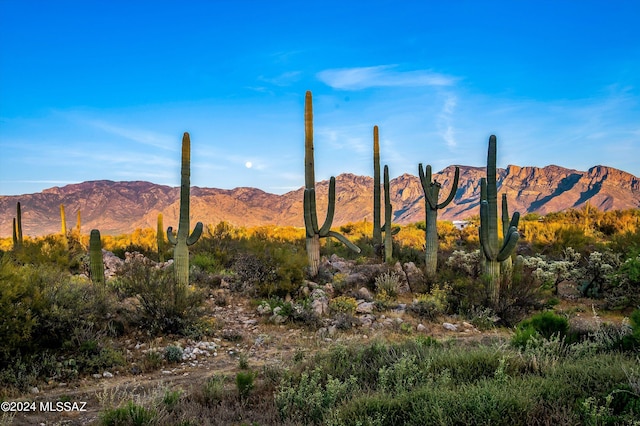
1 164 639 237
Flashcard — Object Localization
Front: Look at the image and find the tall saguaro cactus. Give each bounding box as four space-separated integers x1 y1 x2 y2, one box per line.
373 126 398 259
167 132 203 287
60 204 68 250
373 125 383 249
13 202 23 249
89 229 105 285
479 135 520 305
76 210 81 235
419 164 459 276
303 91 360 276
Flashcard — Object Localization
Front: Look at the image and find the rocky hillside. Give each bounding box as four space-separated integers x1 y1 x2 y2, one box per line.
1 165 639 237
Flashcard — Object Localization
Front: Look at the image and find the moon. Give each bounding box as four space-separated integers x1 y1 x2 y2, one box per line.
245 161 253 169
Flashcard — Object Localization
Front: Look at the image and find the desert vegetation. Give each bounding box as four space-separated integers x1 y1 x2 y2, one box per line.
1 92 640 425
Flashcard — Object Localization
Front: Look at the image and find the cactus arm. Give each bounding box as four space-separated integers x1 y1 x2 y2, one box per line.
318 177 336 236
303 189 316 237
479 200 495 260
327 231 361 253
383 164 393 262
437 166 460 209
167 226 178 245
418 163 438 210
186 222 203 246
501 193 509 239
497 226 520 262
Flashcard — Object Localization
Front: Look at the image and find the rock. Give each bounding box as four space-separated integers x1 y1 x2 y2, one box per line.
30 387 39 394
403 262 424 292
356 301 375 314
417 324 427 332
102 371 114 378
328 254 353 274
356 287 374 301
345 272 368 287
443 322 458 332
311 289 329 316
392 304 407 314
359 314 376 327
392 262 411 294
323 283 335 297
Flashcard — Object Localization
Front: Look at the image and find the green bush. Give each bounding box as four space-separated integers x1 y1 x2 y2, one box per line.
408 284 451 319
512 311 569 348
236 371 256 399
329 296 357 315
114 259 204 335
374 272 400 299
99 400 157 426
165 345 183 363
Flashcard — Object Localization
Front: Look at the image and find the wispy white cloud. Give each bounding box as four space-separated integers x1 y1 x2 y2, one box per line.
258 71 302 86
85 120 175 150
317 65 458 90
57 111 176 151
437 94 458 148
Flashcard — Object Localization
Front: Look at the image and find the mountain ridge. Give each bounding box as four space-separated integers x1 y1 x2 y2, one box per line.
1 164 639 237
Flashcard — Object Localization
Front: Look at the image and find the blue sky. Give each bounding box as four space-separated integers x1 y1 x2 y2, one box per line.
1 0 639 196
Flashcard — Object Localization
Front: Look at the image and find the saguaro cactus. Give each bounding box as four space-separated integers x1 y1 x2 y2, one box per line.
419 164 459 277
373 126 398 260
303 91 360 276
157 213 165 263
60 204 68 249
167 132 203 287
76 210 81 235
89 229 105 285
13 202 23 249
479 135 520 305
373 126 382 248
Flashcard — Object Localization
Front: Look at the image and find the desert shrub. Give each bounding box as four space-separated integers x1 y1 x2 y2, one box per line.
236 371 256 399
276 368 358 425
374 272 401 299
199 375 226 405
115 259 204 335
232 245 306 298
408 284 451 319
512 311 569 349
165 345 184 363
579 251 621 298
605 255 640 309
329 296 357 315
191 253 224 274
0 258 119 371
446 249 483 278
99 400 157 426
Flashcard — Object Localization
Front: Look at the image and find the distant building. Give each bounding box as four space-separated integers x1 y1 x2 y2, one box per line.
452 220 469 230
